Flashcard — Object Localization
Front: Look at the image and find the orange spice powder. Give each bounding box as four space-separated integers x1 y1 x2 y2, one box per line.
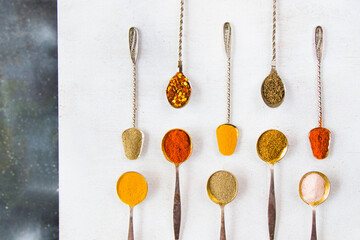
309 127 331 159
162 129 192 165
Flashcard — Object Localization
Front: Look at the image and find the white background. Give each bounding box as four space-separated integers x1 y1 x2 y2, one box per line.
59 0 360 239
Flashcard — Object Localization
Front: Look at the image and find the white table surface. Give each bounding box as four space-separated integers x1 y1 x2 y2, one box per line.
58 0 360 239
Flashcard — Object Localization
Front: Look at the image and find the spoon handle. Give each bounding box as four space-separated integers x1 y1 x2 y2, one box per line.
220 205 226 240
268 165 276 240
129 27 139 65
128 206 134 240
223 22 231 59
315 26 323 63
311 208 317 240
174 165 181 240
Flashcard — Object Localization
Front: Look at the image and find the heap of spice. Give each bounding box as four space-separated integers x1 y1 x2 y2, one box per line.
300 173 326 204
261 71 285 106
257 129 288 164
309 127 331 159
162 129 192 165
166 72 192 108
207 171 238 205
116 172 148 207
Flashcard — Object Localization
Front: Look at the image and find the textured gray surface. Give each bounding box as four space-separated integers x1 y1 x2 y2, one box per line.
0 0 58 239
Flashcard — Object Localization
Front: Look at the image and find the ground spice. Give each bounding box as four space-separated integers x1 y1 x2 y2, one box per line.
122 128 144 160
207 171 237 205
162 129 192 165
216 124 239 156
166 72 191 108
257 129 288 164
309 127 330 159
116 172 148 207
262 71 285 106
300 173 326 204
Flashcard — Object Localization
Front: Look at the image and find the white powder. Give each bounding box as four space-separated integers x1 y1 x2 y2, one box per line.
301 173 326 203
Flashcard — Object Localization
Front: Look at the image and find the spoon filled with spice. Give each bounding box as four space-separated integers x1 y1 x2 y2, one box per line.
299 171 331 240
166 0 191 108
256 129 288 240
122 27 144 160
261 0 285 107
116 172 148 240
162 129 192 240
216 22 239 156
309 26 331 160
207 170 238 240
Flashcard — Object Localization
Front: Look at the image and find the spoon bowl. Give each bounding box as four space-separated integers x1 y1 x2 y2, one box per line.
161 128 192 165
309 127 331 160
116 172 148 207
261 70 285 108
122 128 144 160
166 72 192 108
216 124 239 156
256 129 288 164
207 170 238 205
299 171 330 207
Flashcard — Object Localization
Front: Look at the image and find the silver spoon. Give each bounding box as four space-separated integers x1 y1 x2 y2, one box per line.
122 27 144 160
309 26 331 159
261 0 285 107
216 22 239 156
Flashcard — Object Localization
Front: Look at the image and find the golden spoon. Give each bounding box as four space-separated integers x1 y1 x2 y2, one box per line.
261 0 285 107
309 26 331 159
299 171 331 240
207 170 238 240
166 0 191 108
162 129 192 240
257 129 288 240
122 27 144 160
216 22 239 156
116 172 148 240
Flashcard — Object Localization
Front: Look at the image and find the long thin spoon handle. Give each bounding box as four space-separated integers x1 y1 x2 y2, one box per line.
223 22 232 124
315 26 323 127
128 206 134 240
311 208 317 240
268 165 276 240
174 165 181 240
129 27 139 128
271 0 277 71
129 27 139 65
220 205 226 240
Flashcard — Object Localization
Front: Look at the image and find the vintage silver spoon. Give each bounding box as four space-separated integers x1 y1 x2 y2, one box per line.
122 27 144 160
261 0 285 107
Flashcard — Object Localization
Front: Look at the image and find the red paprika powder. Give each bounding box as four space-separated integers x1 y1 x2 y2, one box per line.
162 129 192 165
309 127 331 159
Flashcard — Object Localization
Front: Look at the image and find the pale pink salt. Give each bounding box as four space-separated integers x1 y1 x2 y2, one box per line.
301 173 325 203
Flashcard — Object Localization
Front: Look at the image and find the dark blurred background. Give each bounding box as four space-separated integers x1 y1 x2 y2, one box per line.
0 0 58 239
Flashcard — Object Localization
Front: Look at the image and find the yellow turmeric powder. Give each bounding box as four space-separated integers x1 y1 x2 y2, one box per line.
116 172 148 207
